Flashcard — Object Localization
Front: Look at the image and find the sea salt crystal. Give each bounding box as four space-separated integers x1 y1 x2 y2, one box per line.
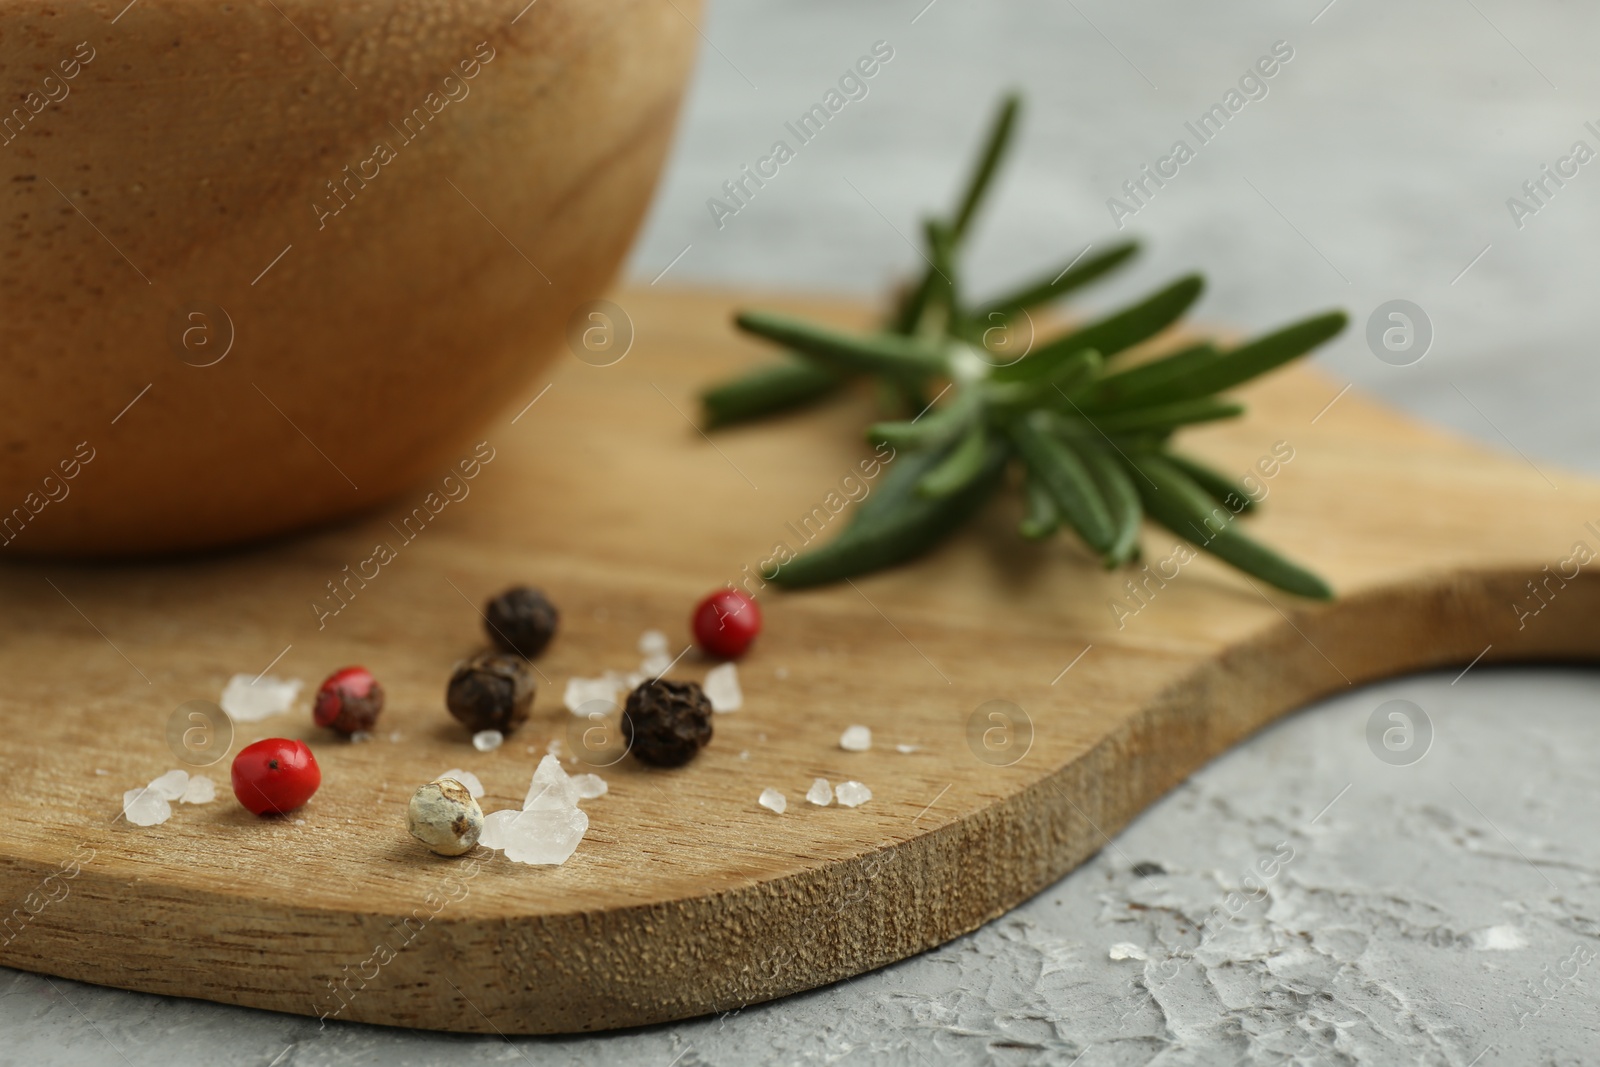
806 778 832 806
546 738 565 759
1109 942 1148 961
94 769 109 777
638 630 669 656
122 787 171 827
439 769 484 799
758 788 787 814
480 806 589 865
640 653 672 677
839 725 872 752
704 663 742 713
565 675 620 715
571 773 608 800
179 776 216 804
835 781 872 808
350 731 373 744
738 750 751 761
523 754 579 810
387 731 404 744
472 730 504 752
895 744 920 754
220 674 302 722
148 769 189 800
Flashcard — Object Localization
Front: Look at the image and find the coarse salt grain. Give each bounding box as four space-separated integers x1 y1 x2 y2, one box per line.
564 675 620 715
523 754 579 810
350 730 373 744
839 725 871 752
147 769 189 800
220 674 302 723
806 778 832 806
704 662 742 713
472 730 504 752
439 769 485 799
122 787 171 827
479 754 599 866
835 781 872 807
1109 943 1148 961
639 652 672 677
179 776 216 805
758 788 787 814
895 744 920 754
638 629 669 656
480 806 589 865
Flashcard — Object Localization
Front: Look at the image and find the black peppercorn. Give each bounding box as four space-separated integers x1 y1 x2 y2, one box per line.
484 585 559 659
446 653 535 735
622 679 713 767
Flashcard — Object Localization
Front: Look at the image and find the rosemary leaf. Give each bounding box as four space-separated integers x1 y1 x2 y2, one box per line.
1123 310 1348 406
974 241 1140 321
1018 471 1060 540
995 273 1205 383
701 361 844 427
869 387 980 448
950 93 1021 243
917 421 989 498
1162 452 1257 514
988 349 1103 411
735 310 947 376
1006 412 1115 553
1075 342 1218 411
1130 454 1331 599
1089 397 1244 435
1077 441 1142 567
771 438 1008 587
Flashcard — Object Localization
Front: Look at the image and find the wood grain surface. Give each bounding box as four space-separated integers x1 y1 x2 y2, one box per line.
0 287 1593 1034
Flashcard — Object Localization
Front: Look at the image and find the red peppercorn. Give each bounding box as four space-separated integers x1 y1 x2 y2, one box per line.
231 738 321 816
691 588 762 659
313 666 384 736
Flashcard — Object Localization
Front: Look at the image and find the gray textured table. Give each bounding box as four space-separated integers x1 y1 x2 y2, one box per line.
7 1 1599 1063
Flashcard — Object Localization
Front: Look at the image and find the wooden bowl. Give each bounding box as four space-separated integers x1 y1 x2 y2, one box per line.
0 0 699 556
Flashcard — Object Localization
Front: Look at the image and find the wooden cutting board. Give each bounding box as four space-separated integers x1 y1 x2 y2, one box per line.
0 287 1593 1035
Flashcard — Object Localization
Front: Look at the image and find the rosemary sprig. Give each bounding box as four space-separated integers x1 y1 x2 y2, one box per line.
702 93 1346 599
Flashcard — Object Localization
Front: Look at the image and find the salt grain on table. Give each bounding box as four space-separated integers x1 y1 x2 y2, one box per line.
148 769 189 800
523 754 579 810
439 769 485 799
895 744 920 754
480 807 589 865
472 730 504 752
639 652 672 677
571 773 608 800
758 788 787 814
839 725 871 752
806 778 832 806
638 629 669 656
564 675 620 715
179 776 216 805
122 787 171 827
835 781 872 807
219 673 302 723
704 662 742 713
479 754 600 866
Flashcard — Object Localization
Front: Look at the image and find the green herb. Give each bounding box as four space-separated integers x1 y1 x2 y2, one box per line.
702 93 1345 598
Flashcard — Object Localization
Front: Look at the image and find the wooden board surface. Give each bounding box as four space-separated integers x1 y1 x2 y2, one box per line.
1 287 1595 1034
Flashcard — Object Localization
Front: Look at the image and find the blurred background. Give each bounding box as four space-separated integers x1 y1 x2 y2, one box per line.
8 1 1599 1063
